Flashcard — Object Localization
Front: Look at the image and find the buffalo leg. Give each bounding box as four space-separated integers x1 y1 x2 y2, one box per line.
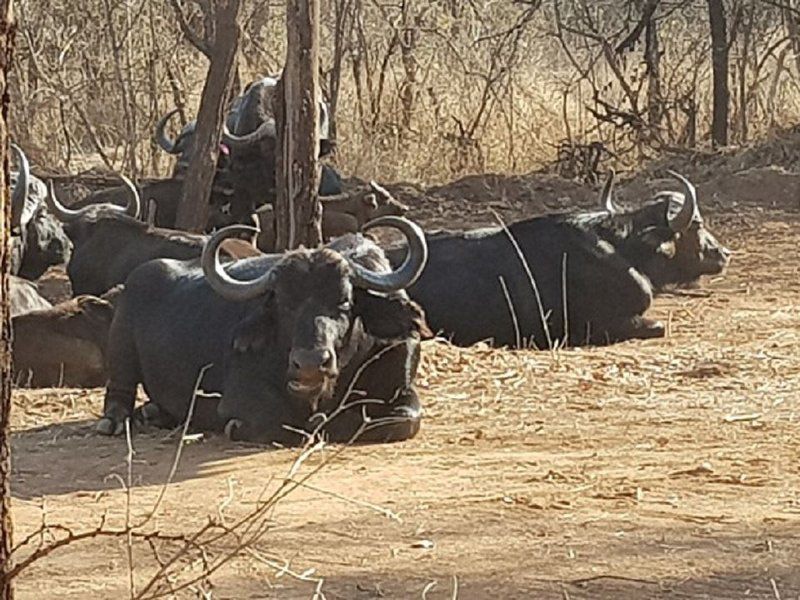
98 306 142 436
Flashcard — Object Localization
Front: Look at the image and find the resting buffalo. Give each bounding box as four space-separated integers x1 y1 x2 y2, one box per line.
10 145 73 279
255 181 410 252
12 286 123 388
9 276 53 318
46 180 259 296
388 171 729 348
98 216 429 444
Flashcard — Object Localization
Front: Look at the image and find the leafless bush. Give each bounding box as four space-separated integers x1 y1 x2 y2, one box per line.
10 0 800 184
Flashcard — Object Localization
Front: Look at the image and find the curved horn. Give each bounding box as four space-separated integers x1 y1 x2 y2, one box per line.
349 216 428 293
154 108 182 154
665 170 698 233
118 174 142 219
10 143 29 232
45 174 141 222
369 180 392 199
600 168 617 213
202 224 274 302
45 181 87 222
221 119 276 149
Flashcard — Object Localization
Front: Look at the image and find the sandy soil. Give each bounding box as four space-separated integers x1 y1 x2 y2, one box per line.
8 170 800 599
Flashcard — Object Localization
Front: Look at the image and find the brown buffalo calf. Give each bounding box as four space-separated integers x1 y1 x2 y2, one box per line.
255 181 409 251
12 286 123 388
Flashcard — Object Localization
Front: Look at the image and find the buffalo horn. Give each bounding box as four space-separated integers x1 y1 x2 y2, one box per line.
154 108 182 154
10 143 29 232
221 119 277 149
202 224 274 302
46 174 141 222
600 168 617 213
348 216 428 293
665 170 698 233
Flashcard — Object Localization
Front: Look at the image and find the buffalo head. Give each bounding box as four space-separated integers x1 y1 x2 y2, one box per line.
221 76 332 156
586 171 730 289
10 145 73 280
202 216 428 441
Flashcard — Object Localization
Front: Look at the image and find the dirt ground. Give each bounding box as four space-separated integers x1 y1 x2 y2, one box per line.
9 164 800 599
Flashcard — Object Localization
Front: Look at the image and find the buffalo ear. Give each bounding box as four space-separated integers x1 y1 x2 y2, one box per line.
354 290 432 341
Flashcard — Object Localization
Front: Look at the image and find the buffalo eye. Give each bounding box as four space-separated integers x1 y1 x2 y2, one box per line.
337 300 352 312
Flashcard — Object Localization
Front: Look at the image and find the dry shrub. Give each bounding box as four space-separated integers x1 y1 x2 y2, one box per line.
11 0 800 184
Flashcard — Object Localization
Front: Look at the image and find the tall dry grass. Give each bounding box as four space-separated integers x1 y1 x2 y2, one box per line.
11 0 800 185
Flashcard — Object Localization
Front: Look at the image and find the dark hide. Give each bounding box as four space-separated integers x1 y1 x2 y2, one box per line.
63 213 257 296
64 213 210 296
388 192 729 349
389 219 657 348
225 77 334 213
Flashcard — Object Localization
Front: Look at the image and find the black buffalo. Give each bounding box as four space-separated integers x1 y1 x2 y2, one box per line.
221 76 333 210
45 179 259 296
154 96 341 224
389 171 729 348
10 145 73 279
98 216 429 444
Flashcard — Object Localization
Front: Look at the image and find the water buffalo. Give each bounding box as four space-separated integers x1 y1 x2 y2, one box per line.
9 276 53 318
10 145 73 280
255 181 410 252
388 171 729 348
12 286 123 388
98 216 429 445
46 180 259 296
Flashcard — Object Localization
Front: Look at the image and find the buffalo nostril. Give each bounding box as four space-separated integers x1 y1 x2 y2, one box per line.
320 350 334 370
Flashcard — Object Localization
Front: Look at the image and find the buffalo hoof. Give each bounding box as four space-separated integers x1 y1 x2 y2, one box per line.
133 402 175 430
391 404 423 421
96 417 125 436
636 317 666 339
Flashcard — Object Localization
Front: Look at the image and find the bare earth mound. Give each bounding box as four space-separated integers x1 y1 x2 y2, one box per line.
9 156 800 598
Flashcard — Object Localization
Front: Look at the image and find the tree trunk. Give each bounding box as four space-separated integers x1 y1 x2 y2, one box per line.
327 0 351 140
786 2 800 79
645 12 662 137
275 0 321 251
175 0 241 232
0 1 16 597
708 0 729 148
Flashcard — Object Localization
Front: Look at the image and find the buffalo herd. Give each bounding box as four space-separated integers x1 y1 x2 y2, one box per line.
8 75 731 445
